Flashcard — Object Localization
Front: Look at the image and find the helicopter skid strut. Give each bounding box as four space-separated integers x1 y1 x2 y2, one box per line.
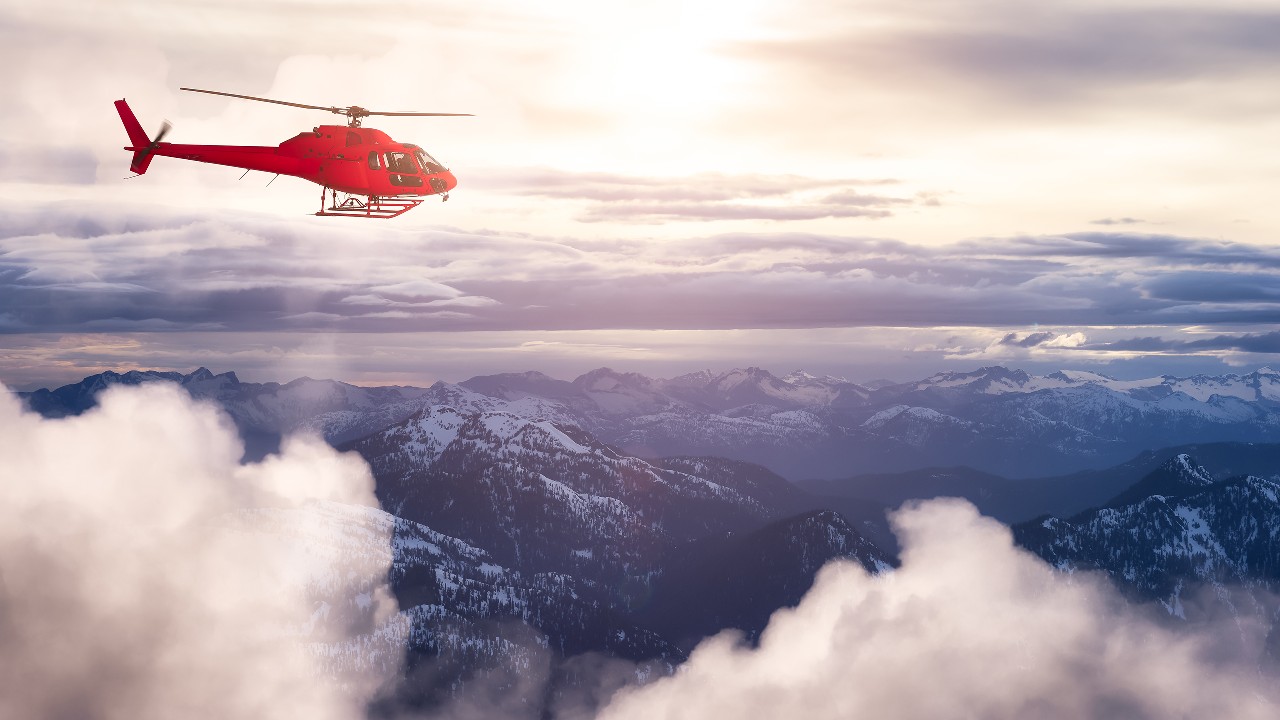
315 187 424 219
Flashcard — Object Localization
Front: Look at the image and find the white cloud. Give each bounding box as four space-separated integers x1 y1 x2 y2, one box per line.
1043 331 1088 347
0 382 398 719
598 499 1277 720
368 279 464 299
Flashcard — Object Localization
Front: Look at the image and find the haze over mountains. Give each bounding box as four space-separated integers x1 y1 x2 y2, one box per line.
22 364 1280 479
12 364 1280 713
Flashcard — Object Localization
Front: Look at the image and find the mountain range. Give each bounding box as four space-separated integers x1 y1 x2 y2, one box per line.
22 364 1280 478
13 364 1280 710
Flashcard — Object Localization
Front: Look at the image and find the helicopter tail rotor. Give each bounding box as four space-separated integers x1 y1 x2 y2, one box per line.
114 99 172 175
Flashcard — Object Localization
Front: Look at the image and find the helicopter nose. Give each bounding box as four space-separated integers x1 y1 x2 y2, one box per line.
442 170 458 192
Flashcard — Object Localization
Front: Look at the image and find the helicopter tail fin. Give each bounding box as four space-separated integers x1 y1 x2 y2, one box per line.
115 99 156 174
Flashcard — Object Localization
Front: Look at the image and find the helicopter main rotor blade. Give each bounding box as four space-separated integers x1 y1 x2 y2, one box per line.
180 87 473 124
363 111 474 117
180 87 338 114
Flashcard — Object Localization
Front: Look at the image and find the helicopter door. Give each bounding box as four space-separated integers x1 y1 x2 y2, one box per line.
385 151 424 187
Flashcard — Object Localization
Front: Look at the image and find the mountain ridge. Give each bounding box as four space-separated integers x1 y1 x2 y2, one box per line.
18 363 1280 477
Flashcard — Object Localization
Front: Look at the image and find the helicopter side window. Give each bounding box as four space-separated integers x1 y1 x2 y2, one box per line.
385 152 417 174
346 132 361 147
368 151 382 170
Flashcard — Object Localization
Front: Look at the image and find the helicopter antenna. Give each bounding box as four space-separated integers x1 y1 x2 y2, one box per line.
180 87 472 127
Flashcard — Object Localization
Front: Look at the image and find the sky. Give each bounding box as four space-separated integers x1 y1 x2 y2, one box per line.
3 0 1280 389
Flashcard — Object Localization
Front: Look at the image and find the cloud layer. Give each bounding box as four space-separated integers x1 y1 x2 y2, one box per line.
472 168 918 223
3 206 1278 334
597 500 1277 720
0 382 397 719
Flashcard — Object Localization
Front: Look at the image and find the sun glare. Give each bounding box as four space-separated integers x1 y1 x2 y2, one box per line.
541 1 771 171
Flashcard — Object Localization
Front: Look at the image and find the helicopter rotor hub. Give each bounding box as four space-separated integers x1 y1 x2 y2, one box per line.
343 106 371 127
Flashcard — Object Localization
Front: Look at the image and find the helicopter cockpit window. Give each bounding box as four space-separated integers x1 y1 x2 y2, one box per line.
386 152 417 174
413 149 446 174
346 132 361 147
368 151 382 170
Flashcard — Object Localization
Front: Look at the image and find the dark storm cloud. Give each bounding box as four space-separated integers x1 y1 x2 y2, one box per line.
1144 272 1280 303
1083 331 1280 354
748 6 1280 108
3 206 1280 334
969 232 1280 269
1091 217 1143 226
472 168 915 223
998 331 1057 348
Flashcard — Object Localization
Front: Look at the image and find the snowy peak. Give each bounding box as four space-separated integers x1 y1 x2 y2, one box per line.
1167 453 1215 487
782 369 850 385
469 411 595 456
374 406 593 470
573 367 657 392
1103 454 1217 509
916 366 1034 392
706 366 781 392
184 367 216 382
1017 474 1280 610
862 405 968 429
901 365 1280 403
183 367 238 385
859 405 975 448
570 367 675 416
181 368 242 399
698 367 801 408
663 366 862 410
1046 369 1115 384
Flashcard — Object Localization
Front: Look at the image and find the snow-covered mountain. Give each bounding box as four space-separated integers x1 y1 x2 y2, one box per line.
20 368 435 459
19 364 1280 478
1015 455 1280 618
347 402 816 582
459 365 1280 478
14 365 1280 709
337 404 887 710
232 498 676 710
908 366 1280 402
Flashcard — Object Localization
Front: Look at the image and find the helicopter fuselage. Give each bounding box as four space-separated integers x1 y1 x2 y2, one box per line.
117 98 457 199
129 124 457 198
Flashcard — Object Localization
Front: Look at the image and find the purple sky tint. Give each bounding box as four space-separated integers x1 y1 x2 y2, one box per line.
2 0 1278 389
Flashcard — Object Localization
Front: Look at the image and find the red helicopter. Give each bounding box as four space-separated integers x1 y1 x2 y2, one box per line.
114 87 471 218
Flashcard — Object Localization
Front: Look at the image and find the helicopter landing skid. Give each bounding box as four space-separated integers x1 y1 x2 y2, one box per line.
315 187 422 219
